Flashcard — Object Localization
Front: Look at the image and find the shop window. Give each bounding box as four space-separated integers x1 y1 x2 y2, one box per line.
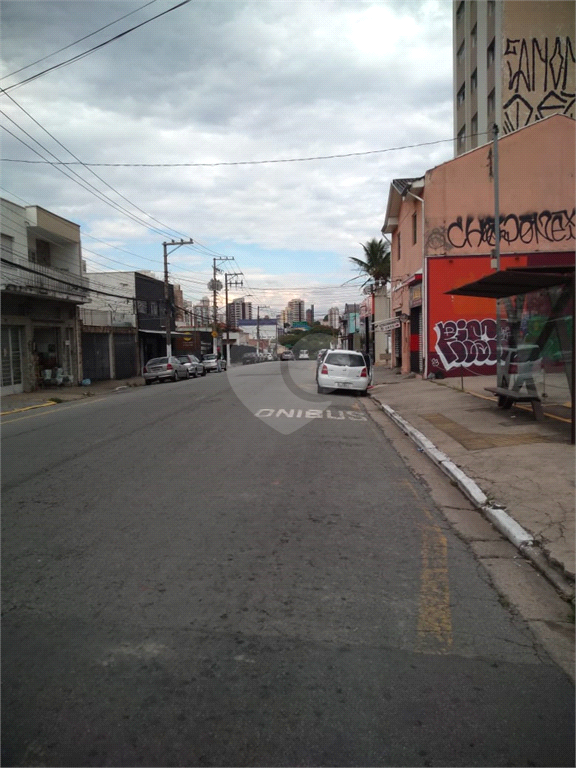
137 300 147 315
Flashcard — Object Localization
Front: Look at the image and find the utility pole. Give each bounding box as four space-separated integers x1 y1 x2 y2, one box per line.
224 272 243 367
492 124 502 386
210 256 233 356
256 305 270 355
163 239 193 357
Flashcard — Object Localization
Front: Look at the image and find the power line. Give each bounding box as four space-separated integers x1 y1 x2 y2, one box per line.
1 0 160 81
1 0 193 93
1 135 488 167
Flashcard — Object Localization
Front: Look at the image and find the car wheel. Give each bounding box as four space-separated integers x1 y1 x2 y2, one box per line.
145 379 152 385
172 371 178 382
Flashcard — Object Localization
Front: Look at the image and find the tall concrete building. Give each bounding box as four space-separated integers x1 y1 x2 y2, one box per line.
286 298 305 325
453 0 574 155
327 306 340 330
192 297 211 327
226 297 252 327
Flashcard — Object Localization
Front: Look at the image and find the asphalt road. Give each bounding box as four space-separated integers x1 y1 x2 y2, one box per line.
2 362 574 767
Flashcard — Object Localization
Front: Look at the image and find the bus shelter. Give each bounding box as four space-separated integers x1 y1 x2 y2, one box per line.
447 266 574 444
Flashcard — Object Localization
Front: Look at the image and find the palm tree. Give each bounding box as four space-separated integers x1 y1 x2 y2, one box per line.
349 238 391 286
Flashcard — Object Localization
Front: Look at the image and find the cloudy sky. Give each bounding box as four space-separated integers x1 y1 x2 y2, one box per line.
1 0 454 316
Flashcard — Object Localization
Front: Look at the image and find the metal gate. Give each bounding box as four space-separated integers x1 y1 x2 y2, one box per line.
82 332 110 381
1 325 23 394
113 333 137 379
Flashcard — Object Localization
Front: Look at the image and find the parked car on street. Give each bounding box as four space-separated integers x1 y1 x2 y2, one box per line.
280 350 294 361
202 353 226 372
242 353 258 365
143 356 189 384
317 350 371 395
298 349 309 359
177 354 205 378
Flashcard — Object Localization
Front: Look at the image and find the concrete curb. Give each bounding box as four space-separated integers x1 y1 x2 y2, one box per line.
371 397 575 603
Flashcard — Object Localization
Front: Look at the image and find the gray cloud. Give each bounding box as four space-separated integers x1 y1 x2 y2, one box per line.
1 0 453 312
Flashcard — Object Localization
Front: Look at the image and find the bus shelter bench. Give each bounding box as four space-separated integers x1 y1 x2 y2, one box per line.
484 387 544 421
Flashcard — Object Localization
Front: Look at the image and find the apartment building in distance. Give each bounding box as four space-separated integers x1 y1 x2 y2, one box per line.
286 298 305 325
192 297 211 327
227 297 253 327
453 0 574 155
327 306 340 329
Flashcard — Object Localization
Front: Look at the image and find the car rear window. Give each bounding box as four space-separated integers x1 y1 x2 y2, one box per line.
147 357 168 365
324 353 365 367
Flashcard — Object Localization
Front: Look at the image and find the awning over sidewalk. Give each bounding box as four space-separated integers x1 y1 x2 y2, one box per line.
446 266 573 299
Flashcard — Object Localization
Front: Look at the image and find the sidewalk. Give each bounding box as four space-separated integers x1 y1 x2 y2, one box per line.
369 366 575 601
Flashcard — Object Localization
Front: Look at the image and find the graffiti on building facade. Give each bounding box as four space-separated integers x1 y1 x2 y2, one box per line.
433 319 497 370
503 36 575 132
444 208 575 249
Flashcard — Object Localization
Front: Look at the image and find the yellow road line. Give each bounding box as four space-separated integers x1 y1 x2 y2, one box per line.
416 523 453 654
1 401 57 416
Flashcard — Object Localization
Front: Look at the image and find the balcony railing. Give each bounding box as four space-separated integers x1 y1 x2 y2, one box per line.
1 258 89 302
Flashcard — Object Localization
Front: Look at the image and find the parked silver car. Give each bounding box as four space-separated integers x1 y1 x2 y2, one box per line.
202 353 227 372
177 354 206 378
143 356 189 384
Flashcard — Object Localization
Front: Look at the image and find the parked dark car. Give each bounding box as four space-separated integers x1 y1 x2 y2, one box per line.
177 354 205 378
242 353 258 365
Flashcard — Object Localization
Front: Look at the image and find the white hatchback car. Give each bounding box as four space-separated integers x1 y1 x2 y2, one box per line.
317 350 371 396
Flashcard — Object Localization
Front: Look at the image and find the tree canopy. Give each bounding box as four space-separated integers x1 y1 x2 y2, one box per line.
349 238 391 285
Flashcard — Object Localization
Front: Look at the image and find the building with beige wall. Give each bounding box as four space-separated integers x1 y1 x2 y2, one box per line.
454 0 574 155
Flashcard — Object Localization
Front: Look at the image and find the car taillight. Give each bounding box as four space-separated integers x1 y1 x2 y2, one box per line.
166 363 173 370
321 364 328 374
360 367 367 377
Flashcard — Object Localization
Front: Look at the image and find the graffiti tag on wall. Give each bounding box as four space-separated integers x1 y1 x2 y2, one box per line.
503 36 575 133
444 208 574 249
434 319 497 370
